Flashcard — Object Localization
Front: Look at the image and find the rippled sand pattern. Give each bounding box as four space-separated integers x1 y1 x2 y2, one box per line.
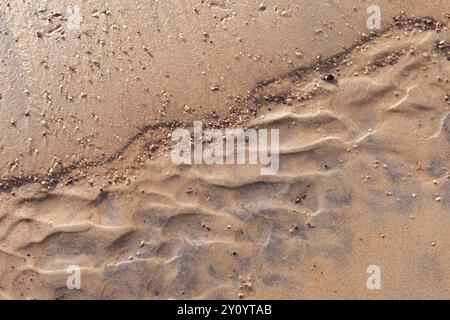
1 19 449 299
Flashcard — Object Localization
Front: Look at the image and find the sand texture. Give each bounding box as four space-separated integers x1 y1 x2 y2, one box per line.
0 0 450 299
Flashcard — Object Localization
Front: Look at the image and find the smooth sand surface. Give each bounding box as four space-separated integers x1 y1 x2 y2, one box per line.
0 0 449 299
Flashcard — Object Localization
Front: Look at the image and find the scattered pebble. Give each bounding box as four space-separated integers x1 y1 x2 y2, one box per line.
322 74 335 81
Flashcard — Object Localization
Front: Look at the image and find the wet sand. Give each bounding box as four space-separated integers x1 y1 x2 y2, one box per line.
0 0 450 299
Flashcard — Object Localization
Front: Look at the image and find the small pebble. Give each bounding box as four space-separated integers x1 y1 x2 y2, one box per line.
322 74 335 81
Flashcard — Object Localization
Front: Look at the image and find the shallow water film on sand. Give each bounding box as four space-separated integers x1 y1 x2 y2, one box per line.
0 0 450 300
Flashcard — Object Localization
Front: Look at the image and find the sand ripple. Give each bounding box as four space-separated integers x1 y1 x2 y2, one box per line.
1 18 450 299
